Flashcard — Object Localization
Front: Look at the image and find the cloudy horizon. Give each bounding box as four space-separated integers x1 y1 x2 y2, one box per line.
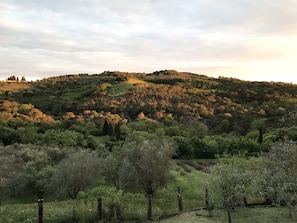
1 0 297 83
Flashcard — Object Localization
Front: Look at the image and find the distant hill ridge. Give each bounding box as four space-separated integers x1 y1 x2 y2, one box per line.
1 70 297 137
0 70 297 158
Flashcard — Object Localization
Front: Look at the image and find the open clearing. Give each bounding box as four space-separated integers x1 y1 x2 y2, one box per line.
0 82 31 91
126 78 149 86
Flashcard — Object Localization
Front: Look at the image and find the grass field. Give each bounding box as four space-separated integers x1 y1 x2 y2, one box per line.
2 201 297 223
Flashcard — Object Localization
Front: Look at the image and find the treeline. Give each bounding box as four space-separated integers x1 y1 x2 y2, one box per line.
6 75 26 82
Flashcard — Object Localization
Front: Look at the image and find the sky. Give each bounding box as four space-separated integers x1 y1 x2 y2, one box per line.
1 0 297 83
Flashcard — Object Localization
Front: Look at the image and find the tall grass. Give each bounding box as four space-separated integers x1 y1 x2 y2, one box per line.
0 200 97 223
170 160 213 210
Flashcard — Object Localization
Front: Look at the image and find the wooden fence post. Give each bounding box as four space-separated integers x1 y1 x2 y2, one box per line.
177 186 183 212
205 187 209 209
147 194 152 220
38 198 44 223
98 196 102 220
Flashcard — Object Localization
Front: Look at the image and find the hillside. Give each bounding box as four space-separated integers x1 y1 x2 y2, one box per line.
0 70 297 157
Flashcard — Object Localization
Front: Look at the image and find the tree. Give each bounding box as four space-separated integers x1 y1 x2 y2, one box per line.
0 144 69 199
208 155 254 223
124 139 176 220
0 147 25 204
0 125 20 145
50 149 101 199
101 138 176 194
172 136 193 158
114 122 121 139
256 140 297 217
63 112 75 120
251 118 267 144
22 146 54 198
108 122 114 136
101 148 135 191
125 139 175 196
43 129 86 147
103 120 109 136
16 126 40 144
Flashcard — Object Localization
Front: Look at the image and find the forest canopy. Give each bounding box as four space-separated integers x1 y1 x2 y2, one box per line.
0 70 297 157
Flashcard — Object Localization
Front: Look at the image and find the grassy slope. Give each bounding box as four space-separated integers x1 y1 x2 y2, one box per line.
108 78 151 96
0 81 31 92
126 78 149 86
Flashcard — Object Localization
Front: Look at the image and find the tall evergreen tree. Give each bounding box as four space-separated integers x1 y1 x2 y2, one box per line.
103 120 109 136
115 122 121 139
108 123 114 136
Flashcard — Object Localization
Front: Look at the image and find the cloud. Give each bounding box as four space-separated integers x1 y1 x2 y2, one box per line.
1 0 297 82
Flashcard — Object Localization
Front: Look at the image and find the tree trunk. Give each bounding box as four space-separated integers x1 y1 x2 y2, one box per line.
227 207 232 223
147 194 152 220
113 206 118 223
98 196 102 220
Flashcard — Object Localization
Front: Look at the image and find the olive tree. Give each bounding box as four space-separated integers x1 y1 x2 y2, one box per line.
0 144 69 199
100 139 175 219
50 149 101 199
256 140 297 217
0 149 25 204
101 147 136 191
124 139 176 219
125 139 176 196
208 155 254 223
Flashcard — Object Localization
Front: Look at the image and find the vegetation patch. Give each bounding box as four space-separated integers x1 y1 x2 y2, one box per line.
126 78 150 86
108 82 133 96
0 81 31 92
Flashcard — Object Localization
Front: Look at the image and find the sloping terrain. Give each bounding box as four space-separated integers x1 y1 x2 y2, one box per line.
0 81 31 92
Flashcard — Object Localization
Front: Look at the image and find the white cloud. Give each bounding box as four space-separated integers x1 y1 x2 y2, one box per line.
1 0 297 82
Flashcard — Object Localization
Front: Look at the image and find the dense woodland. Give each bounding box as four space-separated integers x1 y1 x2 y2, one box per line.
1 70 297 157
1 70 297 222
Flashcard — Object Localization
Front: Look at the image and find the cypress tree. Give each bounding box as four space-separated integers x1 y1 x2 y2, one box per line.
103 120 109 135
108 123 114 136
115 122 121 139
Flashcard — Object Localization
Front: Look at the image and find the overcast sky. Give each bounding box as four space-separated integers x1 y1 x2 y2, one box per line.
1 0 297 82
